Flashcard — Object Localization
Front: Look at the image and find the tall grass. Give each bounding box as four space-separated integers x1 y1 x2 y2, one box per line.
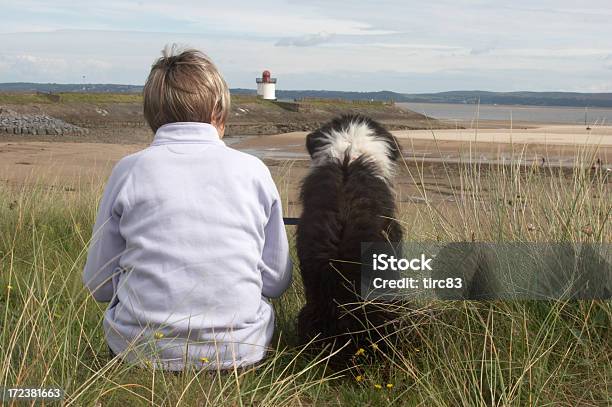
0 153 610 405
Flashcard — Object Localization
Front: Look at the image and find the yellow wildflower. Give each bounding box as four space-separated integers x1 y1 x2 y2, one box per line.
355 375 364 382
154 331 164 339
355 348 366 356
386 383 394 389
200 357 209 363
374 384 382 389
7 285 13 290
370 343 379 350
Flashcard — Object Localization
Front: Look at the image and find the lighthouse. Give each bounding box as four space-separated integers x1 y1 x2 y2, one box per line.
256 70 277 100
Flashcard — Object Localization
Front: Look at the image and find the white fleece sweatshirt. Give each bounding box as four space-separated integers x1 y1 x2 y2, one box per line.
83 122 293 370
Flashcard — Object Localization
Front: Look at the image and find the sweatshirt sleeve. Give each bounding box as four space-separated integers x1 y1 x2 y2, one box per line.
259 180 293 298
83 161 131 302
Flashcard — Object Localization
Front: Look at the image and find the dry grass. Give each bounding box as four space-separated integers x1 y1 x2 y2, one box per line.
0 146 610 405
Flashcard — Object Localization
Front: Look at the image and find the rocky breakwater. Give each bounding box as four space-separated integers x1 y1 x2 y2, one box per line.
0 107 88 136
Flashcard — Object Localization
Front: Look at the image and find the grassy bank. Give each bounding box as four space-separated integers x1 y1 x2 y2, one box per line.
0 156 610 406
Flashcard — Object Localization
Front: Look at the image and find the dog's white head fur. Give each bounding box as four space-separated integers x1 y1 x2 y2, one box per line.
308 116 400 180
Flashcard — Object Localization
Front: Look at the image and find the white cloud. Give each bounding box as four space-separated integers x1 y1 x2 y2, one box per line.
276 32 335 47
1 0 612 91
495 48 612 58
0 53 116 82
470 45 496 56
605 55 612 70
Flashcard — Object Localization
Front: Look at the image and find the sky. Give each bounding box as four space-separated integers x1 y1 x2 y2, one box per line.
1 0 612 93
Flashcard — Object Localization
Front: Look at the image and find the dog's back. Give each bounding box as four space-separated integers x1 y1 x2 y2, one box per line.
296 115 403 361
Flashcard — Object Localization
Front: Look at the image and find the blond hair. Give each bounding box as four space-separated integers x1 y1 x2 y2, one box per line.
143 45 230 133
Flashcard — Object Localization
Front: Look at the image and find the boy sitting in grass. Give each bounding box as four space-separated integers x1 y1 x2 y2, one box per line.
83 46 293 371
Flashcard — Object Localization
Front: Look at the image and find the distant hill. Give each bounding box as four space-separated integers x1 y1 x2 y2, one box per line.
0 82 143 93
231 88 403 102
2 83 612 108
401 91 612 108
236 89 612 108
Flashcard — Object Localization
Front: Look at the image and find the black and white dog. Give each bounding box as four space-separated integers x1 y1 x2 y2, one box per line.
296 114 403 363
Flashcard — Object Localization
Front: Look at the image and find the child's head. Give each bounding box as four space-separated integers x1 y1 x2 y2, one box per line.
143 45 230 136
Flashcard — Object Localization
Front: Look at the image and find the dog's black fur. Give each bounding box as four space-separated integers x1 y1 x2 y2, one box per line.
296 115 403 364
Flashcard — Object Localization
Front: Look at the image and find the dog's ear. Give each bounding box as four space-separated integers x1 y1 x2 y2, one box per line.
387 134 402 163
305 129 326 158
363 116 402 164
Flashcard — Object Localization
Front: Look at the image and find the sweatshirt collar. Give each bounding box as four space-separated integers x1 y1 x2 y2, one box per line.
152 122 223 146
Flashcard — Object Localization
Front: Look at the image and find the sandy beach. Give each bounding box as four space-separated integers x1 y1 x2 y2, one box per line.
397 125 612 146
1 125 610 190
231 124 612 164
